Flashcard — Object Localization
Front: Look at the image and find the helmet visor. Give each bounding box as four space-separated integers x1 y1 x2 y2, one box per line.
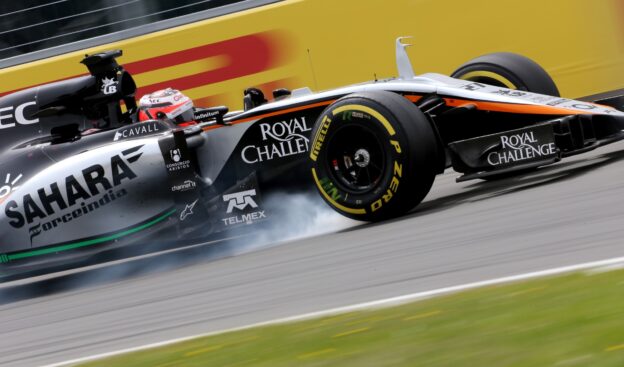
172 107 195 124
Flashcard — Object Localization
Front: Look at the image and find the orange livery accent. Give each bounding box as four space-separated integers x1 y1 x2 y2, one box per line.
443 98 598 115
403 95 423 103
202 100 336 132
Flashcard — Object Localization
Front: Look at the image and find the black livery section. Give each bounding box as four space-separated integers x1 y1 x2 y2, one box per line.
158 129 206 237
0 50 137 154
210 106 328 196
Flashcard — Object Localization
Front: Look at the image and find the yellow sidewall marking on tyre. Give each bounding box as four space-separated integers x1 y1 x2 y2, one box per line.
370 161 403 213
331 105 396 136
310 115 332 162
390 140 401 154
311 168 366 215
459 71 517 89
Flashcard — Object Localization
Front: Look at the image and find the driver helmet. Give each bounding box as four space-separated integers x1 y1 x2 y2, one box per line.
138 88 195 125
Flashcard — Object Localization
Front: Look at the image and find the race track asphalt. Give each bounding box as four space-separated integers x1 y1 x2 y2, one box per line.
1 141 624 367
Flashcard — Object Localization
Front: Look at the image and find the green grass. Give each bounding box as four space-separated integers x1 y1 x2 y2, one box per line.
82 269 624 367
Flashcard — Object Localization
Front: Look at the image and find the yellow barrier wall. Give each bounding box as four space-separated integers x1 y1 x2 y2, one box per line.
1 0 623 109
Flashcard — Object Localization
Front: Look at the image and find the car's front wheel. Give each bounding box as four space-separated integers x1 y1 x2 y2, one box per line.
309 91 439 221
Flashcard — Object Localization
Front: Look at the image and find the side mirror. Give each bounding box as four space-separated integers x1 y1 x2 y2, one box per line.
243 87 267 111
273 88 291 100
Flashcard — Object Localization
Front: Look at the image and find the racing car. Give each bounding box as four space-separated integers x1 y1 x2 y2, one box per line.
1 38 623 279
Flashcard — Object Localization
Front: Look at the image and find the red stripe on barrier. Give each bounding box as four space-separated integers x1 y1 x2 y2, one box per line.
134 33 275 97
125 33 276 75
1 32 283 100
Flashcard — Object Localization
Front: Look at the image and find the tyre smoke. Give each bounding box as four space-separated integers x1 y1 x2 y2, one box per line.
0 192 359 302
224 192 360 255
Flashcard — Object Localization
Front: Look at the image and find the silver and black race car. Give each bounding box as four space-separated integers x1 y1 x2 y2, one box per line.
1 38 623 279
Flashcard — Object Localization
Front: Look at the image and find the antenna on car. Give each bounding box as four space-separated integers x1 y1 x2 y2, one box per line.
396 37 415 79
307 48 319 90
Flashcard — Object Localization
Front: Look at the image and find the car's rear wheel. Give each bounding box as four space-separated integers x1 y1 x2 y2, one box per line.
451 52 560 97
309 91 439 221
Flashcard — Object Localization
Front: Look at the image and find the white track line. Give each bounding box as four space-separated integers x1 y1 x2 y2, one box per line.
42 255 624 367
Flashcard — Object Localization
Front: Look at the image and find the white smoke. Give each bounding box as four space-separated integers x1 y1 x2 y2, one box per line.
224 192 360 255
0 192 359 302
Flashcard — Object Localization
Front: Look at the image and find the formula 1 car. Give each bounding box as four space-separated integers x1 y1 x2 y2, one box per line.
1 38 623 279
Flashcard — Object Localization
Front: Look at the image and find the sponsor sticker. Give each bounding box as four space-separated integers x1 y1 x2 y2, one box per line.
242 116 311 164
101 77 118 95
114 121 162 141
193 109 221 121
165 148 191 172
171 180 197 192
461 82 487 91
224 189 258 213
310 115 332 162
180 199 198 222
221 189 266 225
448 124 559 172
4 145 143 243
0 173 22 204
0 101 39 129
487 130 557 167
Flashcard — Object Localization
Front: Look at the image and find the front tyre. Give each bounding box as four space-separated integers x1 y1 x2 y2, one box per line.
309 91 438 222
451 52 560 97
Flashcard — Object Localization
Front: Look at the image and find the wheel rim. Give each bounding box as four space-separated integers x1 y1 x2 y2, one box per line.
325 123 386 194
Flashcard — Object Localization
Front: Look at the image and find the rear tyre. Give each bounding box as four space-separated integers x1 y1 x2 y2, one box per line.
309 91 438 221
451 52 560 96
